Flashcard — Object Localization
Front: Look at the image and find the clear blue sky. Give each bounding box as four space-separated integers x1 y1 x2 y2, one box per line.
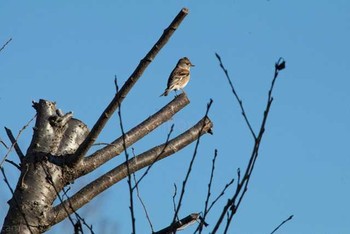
1 1 350 233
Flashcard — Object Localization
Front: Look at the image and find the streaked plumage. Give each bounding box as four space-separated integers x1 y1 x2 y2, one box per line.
160 57 194 97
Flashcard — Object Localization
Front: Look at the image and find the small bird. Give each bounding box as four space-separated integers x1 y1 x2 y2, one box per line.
160 57 195 97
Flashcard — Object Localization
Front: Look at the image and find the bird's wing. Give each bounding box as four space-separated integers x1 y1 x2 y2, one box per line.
167 68 190 88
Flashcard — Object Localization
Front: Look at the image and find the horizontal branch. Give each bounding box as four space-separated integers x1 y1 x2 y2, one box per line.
72 8 189 163
79 93 190 177
49 116 213 225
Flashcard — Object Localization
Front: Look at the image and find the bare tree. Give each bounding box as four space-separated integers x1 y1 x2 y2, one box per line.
0 8 213 234
1 7 292 234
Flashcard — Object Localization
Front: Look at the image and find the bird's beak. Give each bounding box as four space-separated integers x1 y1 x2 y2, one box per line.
191 64 195 67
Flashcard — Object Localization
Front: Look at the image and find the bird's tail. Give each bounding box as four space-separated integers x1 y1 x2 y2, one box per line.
159 90 169 97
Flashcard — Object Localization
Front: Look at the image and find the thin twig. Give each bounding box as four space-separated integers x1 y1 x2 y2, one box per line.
236 168 241 191
204 149 218 213
41 162 94 234
71 209 94 234
223 211 230 234
115 74 120 93
270 215 293 234
211 58 286 233
172 183 178 221
0 114 36 168
172 99 213 229
215 53 257 140
197 149 218 234
62 188 95 234
195 176 235 233
4 159 21 170
0 137 9 149
1 167 15 195
116 80 136 234
0 38 12 53
207 178 235 214
132 171 154 233
42 162 76 228
132 124 174 190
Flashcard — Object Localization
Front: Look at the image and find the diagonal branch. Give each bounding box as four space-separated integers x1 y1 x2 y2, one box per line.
72 8 189 164
0 38 12 53
4 159 21 170
270 215 293 234
132 171 154 233
133 124 174 190
215 53 257 140
0 137 8 149
49 116 213 225
0 115 36 168
79 93 189 176
4 127 25 161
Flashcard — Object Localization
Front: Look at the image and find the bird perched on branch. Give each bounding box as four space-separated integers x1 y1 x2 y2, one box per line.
160 57 195 97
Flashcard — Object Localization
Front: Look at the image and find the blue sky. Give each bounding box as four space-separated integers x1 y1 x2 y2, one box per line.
1 1 350 233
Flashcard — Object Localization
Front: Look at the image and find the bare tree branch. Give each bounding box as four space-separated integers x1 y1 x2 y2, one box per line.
172 183 178 221
198 149 218 234
50 116 213 225
79 93 189 177
132 171 154 233
196 150 234 234
4 127 25 161
215 53 256 140
0 114 36 168
211 57 286 233
4 159 20 170
0 137 9 149
116 91 136 234
62 188 95 234
270 215 293 234
207 178 235 215
133 124 174 189
73 8 189 164
0 38 12 53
